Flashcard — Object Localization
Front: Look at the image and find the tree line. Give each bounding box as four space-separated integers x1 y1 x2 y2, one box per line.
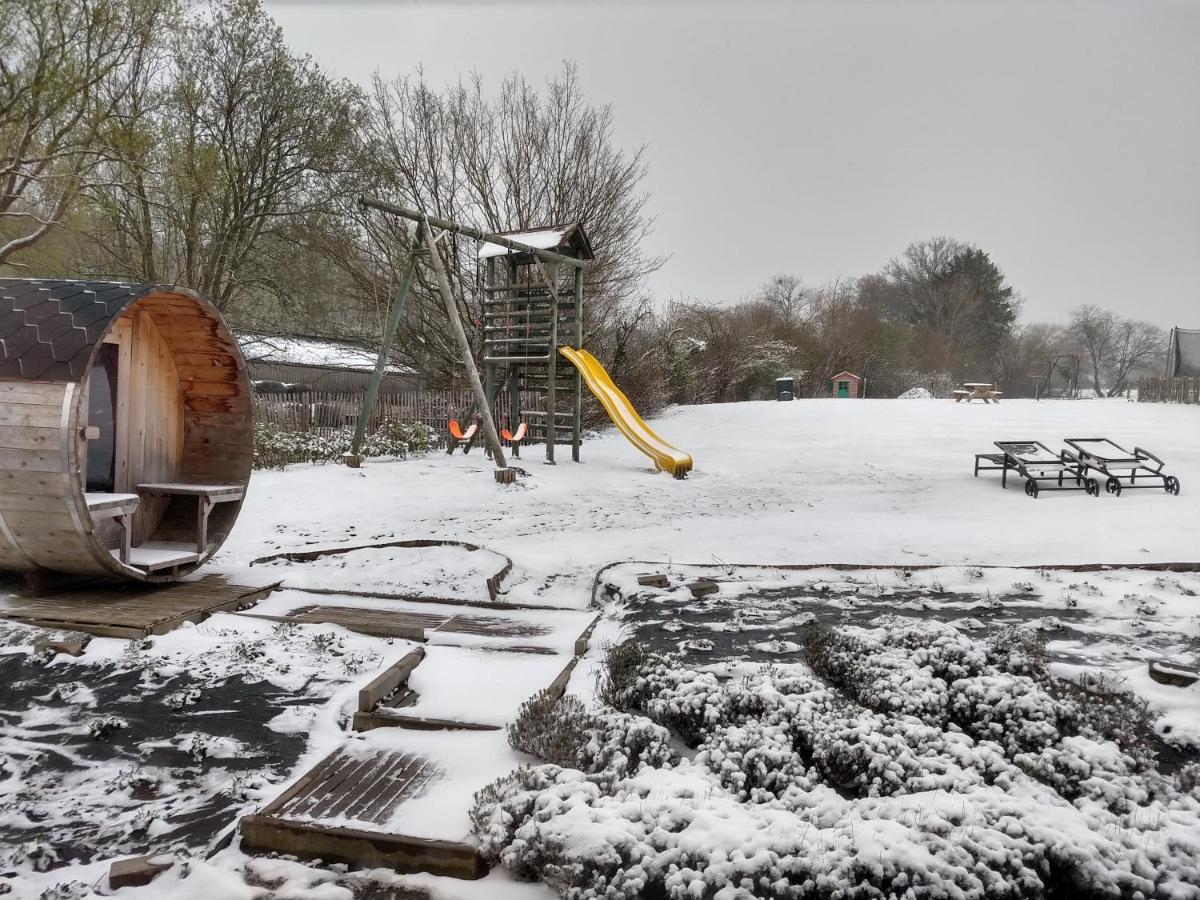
2 0 1166 411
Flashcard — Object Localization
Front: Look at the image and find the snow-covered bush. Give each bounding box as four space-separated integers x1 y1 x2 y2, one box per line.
475 622 1200 899
986 624 1050 677
252 419 434 469
507 688 675 776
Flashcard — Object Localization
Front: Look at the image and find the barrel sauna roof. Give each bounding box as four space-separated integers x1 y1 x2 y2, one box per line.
0 279 172 382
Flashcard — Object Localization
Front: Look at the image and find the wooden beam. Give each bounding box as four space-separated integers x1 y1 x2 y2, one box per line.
348 237 423 465
422 223 509 475
359 197 584 269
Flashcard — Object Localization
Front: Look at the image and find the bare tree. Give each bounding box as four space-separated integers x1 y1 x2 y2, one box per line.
1065 305 1116 396
1105 318 1164 395
85 0 361 310
330 63 663 384
1064 306 1163 396
756 274 808 323
0 0 171 266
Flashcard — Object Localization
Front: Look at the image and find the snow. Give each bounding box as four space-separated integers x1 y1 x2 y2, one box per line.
302 728 532 842
244 588 596 655
214 398 1200 611
401 645 569 725
477 227 569 258
4 396 1199 896
237 331 415 374
252 543 508 601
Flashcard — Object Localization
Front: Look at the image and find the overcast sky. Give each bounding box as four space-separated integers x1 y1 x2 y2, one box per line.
266 0 1198 328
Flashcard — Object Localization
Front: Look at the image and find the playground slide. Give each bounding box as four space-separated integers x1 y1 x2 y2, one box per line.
559 347 693 478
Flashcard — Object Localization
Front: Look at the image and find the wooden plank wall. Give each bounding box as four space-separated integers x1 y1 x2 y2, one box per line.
0 380 103 574
138 293 252 554
124 310 185 544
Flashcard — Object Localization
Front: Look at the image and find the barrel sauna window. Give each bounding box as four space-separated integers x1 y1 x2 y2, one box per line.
0 279 253 583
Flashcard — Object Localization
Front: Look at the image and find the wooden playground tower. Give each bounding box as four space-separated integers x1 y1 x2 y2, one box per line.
480 224 593 464
348 198 592 481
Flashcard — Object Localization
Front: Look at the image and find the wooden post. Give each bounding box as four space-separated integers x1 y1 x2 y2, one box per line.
507 258 521 446
423 224 510 479
346 236 423 466
572 265 584 462
483 256 496 459
545 261 559 465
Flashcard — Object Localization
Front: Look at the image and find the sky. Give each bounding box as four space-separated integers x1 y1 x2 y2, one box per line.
264 0 1199 328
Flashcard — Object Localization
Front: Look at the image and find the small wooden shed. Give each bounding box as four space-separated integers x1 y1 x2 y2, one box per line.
829 371 861 398
0 279 252 582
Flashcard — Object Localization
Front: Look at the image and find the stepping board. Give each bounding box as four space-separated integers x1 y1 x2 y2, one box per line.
246 604 549 642
0 575 278 639
239 589 598 654
240 747 487 878
357 644 571 732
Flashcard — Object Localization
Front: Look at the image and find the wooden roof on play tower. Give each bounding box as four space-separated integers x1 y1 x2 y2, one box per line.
477 223 594 261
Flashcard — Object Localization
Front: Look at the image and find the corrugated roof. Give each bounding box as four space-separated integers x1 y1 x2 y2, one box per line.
0 278 155 381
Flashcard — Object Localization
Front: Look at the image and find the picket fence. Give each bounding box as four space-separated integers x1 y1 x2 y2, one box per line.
1137 377 1200 405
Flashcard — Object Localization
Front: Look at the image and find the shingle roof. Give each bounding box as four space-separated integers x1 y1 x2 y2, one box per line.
0 279 158 381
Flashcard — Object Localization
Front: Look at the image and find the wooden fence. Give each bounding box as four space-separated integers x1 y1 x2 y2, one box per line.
1138 377 1200 405
252 389 536 444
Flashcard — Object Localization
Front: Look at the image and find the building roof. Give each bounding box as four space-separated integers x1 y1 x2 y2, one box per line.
831 371 861 380
0 278 163 381
477 222 594 261
237 332 417 376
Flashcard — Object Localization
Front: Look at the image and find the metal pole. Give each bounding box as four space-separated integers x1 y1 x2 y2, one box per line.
423 223 510 478
359 197 584 269
345 235 423 467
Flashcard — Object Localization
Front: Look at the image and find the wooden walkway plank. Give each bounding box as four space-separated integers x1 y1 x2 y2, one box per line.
0 576 277 639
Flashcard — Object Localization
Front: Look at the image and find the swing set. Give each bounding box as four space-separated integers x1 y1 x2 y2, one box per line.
345 199 589 483
347 198 692 481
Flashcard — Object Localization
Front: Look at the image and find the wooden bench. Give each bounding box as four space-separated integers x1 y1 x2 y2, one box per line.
136 483 245 554
85 493 139 564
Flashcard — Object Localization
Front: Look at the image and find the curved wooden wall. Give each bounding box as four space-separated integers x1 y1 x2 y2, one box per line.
0 286 251 583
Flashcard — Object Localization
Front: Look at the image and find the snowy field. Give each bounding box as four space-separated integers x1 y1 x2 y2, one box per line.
217 397 1200 609
2 397 1199 898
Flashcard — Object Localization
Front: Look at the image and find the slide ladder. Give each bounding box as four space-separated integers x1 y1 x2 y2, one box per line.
559 347 693 478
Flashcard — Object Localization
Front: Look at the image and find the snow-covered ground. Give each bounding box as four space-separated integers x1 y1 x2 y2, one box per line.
217 398 1200 609
2 397 1198 898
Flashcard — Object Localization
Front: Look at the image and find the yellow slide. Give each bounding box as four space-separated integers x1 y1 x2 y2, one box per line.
559 347 693 478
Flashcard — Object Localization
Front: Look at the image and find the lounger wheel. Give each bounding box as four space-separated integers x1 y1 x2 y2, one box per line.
1165 475 1181 495
1086 479 1100 497
1024 479 1039 498
1105 476 1122 496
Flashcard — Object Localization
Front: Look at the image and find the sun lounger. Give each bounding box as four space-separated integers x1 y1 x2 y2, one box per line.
983 440 1099 498
1063 438 1181 496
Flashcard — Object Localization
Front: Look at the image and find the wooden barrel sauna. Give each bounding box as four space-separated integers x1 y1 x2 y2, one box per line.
0 279 252 583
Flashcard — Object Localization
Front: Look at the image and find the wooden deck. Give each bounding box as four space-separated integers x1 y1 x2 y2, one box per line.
239 748 486 879
245 604 550 642
0 575 278 639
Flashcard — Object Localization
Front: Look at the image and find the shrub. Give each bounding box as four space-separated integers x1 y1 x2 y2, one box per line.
252 419 434 469
507 688 675 776
477 629 1200 899
507 692 593 768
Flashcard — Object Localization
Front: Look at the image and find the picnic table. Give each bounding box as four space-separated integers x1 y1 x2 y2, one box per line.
953 382 1003 403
